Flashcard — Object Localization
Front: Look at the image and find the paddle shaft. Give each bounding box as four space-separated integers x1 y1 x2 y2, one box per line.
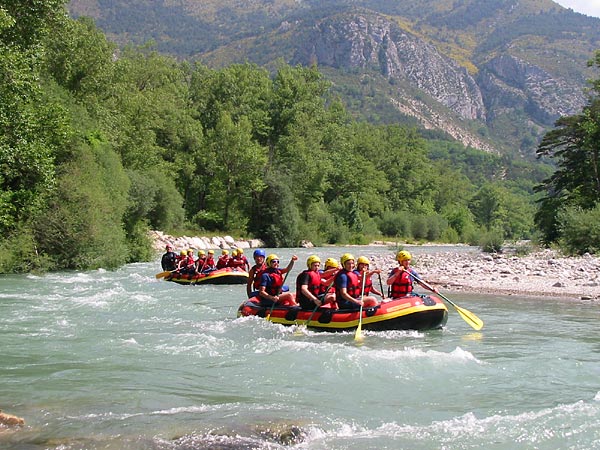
354 269 367 341
409 271 483 331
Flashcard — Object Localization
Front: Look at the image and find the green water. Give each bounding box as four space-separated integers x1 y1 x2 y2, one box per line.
1 246 599 449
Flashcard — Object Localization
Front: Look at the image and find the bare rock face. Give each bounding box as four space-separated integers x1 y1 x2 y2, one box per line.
293 11 586 154
299 13 486 121
478 54 585 125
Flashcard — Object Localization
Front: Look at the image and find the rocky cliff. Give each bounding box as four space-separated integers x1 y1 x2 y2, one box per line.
290 12 586 154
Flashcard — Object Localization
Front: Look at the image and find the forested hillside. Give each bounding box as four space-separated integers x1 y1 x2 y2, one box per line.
68 0 600 157
1 1 597 273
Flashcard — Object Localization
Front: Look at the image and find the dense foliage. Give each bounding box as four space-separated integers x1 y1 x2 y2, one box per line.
535 50 600 255
0 1 550 272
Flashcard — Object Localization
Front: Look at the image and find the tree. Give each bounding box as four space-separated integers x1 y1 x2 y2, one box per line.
535 50 600 246
205 112 267 230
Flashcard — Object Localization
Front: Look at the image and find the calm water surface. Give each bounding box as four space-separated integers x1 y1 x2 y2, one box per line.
1 246 599 449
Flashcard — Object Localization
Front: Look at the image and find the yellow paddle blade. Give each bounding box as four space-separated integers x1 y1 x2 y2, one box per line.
354 322 363 341
452 303 484 331
435 292 483 331
155 271 171 279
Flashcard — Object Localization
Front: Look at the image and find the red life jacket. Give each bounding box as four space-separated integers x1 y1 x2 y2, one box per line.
263 268 284 295
363 275 373 294
390 267 413 298
335 269 361 299
216 255 229 269
296 270 322 297
228 257 245 269
251 263 266 290
319 269 338 294
204 256 215 269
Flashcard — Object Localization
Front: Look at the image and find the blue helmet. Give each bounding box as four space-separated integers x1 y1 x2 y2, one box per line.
253 249 266 258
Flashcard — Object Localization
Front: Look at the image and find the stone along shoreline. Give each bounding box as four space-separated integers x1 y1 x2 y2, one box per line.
372 249 600 301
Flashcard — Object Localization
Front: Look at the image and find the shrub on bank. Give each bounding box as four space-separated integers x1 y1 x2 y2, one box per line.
557 205 600 255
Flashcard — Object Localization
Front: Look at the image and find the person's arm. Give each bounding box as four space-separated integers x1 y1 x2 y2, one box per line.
412 269 439 293
246 267 256 297
281 255 298 274
259 283 279 303
387 267 402 285
300 283 321 306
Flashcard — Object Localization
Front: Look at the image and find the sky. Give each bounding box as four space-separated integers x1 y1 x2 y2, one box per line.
554 0 600 18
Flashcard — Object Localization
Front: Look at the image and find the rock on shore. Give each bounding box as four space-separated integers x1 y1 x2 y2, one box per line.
372 248 600 300
150 230 263 253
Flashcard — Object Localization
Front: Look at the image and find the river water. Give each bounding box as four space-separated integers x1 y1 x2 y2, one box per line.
1 246 599 449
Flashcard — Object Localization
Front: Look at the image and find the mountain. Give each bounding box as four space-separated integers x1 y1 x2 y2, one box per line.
67 0 600 157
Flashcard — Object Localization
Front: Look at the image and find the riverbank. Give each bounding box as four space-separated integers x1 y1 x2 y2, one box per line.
371 248 600 301
150 231 600 300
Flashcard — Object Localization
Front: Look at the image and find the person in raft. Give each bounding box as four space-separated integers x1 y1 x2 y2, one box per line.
195 250 207 272
318 257 340 307
295 255 337 310
356 256 385 300
334 253 379 310
161 244 177 271
216 249 230 269
202 249 216 272
227 249 249 271
387 250 438 298
247 249 267 298
258 254 298 307
178 249 199 275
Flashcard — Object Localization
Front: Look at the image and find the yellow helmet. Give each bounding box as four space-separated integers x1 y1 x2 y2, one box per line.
180 250 187 256
208 249 215 254
266 254 280 268
231 249 238 256
199 250 206 256
340 253 355 266
187 249 194 254
222 249 229 255
237 248 244 254
325 258 339 269
306 255 321 268
396 250 412 262
357 256 370 266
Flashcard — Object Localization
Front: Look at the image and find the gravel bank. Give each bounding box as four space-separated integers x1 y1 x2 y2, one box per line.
371 248 600 300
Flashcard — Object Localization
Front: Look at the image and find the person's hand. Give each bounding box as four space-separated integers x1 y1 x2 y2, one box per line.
291 255 298 261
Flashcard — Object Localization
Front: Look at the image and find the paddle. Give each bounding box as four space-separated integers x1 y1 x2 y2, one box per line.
294 279 336 334
410 271 484 331
354 270 367 341
155 270 175 279
294 304 320 335
378 272 385 300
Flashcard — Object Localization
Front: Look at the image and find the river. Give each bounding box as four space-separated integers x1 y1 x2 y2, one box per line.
1 246 599 449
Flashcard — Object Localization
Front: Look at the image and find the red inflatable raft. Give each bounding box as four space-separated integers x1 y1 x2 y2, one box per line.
237 294 448 332
164 267 249 285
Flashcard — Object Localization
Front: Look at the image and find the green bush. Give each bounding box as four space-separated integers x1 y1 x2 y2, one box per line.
557 205 600 255
479 228 505 253
378 210 411 237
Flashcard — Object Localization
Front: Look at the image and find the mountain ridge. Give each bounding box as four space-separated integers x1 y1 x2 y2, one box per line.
68 0 600 156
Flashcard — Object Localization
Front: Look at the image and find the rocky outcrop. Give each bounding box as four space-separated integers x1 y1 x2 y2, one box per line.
478 54 586 125
293 12 586 154
298 13 486 121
